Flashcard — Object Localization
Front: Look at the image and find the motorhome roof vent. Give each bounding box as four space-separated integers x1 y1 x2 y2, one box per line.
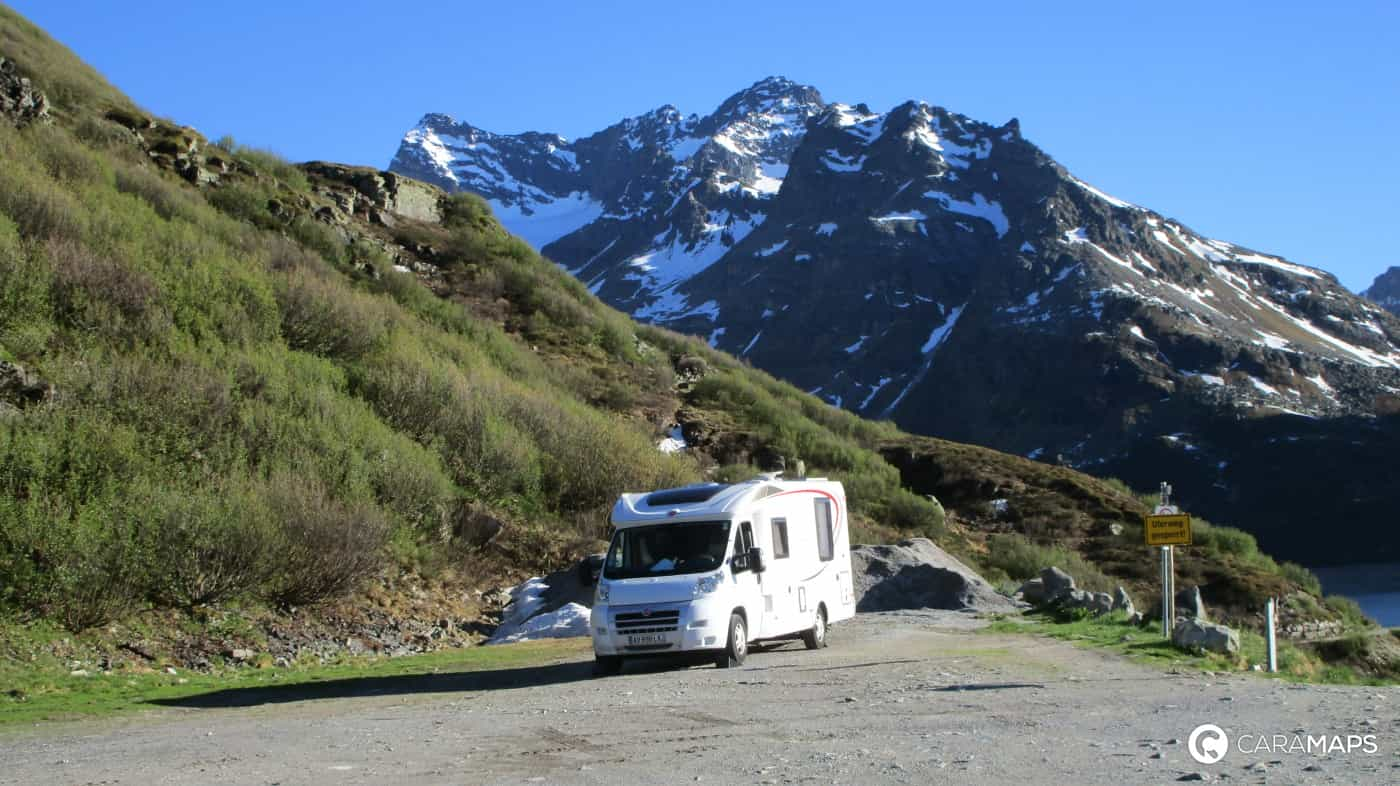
643 483 727 507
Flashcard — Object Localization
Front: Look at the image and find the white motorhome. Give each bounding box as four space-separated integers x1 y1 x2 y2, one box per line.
590 475 855 674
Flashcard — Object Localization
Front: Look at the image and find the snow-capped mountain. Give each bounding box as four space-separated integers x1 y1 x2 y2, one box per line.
1363 267 1400 316
391 78 1400 565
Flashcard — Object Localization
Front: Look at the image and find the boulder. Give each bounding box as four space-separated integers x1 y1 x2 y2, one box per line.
1016 577 1048 605
851 538 1018 614
1040 566 1076 602
1175 585 1207 621
1112 586 1136 616
1172 618 1239 655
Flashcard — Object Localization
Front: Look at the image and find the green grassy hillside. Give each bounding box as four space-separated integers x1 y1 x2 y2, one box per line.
0 4 1345 640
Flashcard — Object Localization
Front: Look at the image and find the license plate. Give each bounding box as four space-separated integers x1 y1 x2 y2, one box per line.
627 634 666 646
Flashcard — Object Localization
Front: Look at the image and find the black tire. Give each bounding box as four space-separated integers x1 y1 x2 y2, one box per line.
802 605 828 650
715 613 747 668
593 655 623 677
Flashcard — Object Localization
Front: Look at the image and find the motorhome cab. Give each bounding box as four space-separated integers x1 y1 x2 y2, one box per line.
590 475 855 675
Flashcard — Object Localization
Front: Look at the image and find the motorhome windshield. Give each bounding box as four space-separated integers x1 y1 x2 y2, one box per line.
603 521 731 579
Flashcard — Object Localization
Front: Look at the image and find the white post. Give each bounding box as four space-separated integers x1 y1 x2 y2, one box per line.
1161 545 1171 638
1266 597 1278 673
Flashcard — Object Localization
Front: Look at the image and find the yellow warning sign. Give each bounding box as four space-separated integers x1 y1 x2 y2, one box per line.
1144 513 1192 546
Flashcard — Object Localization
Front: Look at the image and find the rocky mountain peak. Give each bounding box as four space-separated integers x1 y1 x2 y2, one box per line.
1363 266 1400 315
389 79 1400 565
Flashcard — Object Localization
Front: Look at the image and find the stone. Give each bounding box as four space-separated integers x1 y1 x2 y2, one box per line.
1175 585 1207 621
0 360 53 409
851 538 1019 614
1113 585 1136 616
1039 566 1076 602
1172 619 1240 655
0 57 51 127
1016 577 1047 604
229 648 255 662
1088 591 1115 616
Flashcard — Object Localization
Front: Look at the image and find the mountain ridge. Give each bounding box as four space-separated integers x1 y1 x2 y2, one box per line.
391 77 1400 566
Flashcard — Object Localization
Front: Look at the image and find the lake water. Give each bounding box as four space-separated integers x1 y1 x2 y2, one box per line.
1311 563 1400 627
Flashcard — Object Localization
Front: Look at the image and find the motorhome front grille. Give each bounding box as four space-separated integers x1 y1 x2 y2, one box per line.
613 609 680 634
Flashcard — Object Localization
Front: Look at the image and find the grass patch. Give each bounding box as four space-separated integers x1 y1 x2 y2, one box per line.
987 612 1395 685
0 637 590 728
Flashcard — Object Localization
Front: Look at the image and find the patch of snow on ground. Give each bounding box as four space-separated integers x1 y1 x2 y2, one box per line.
1184 372 1225 386
628 212 766 321
489 191 604 251
1230 250 1322 280
922 191 1010 237
816 222 838 236
658 425 688 454
756 240 788 257
489 601 590 644
742 331 763 356
844 336 868 354
1249 377 1280 396
858 377 893 411
1068 175 1140 210
872 211 929 223
1020 242 1037 254
707 326 726 347
822 150 867 172
750 162 788 195
1063 227 1089 244
1254 330 1290 350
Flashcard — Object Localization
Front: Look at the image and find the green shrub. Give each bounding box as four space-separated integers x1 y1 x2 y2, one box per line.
46 237 166 343
262 473 390 607
982 533 1114 592
275 270 391 360
1279 561 1322 595
0 161 89 240
146 479 279 608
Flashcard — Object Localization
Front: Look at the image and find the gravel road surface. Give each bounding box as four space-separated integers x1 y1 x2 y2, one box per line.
2 611 1396 785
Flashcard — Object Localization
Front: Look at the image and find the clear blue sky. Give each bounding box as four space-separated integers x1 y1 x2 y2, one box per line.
11 0 1398 291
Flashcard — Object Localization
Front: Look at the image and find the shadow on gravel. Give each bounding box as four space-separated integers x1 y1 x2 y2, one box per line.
152 661 595 709
928 682 1044 692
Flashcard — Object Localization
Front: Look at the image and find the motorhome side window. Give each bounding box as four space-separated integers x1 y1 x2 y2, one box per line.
815 499 834 562
771 518 790 558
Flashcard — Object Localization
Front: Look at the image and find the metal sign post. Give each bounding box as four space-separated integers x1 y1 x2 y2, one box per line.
1152 482 1180 639
1160 545 1171 638
1265 597 1278 673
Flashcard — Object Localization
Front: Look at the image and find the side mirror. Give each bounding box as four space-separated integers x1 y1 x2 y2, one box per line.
577 554 604 587
749 547 766 574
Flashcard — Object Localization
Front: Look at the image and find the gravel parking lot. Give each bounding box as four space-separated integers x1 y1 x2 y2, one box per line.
2 611 1396 785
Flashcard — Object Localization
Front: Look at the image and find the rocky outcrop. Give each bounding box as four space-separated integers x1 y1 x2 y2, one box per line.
0 57 49 126
1363 266 1400 316
302 162 443 225
851 538 1018 614
0 360 53 413
1172 618 1240 655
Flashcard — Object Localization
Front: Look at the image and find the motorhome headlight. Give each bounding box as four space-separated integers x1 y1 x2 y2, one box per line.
596 582 610 603
694 574 721 595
